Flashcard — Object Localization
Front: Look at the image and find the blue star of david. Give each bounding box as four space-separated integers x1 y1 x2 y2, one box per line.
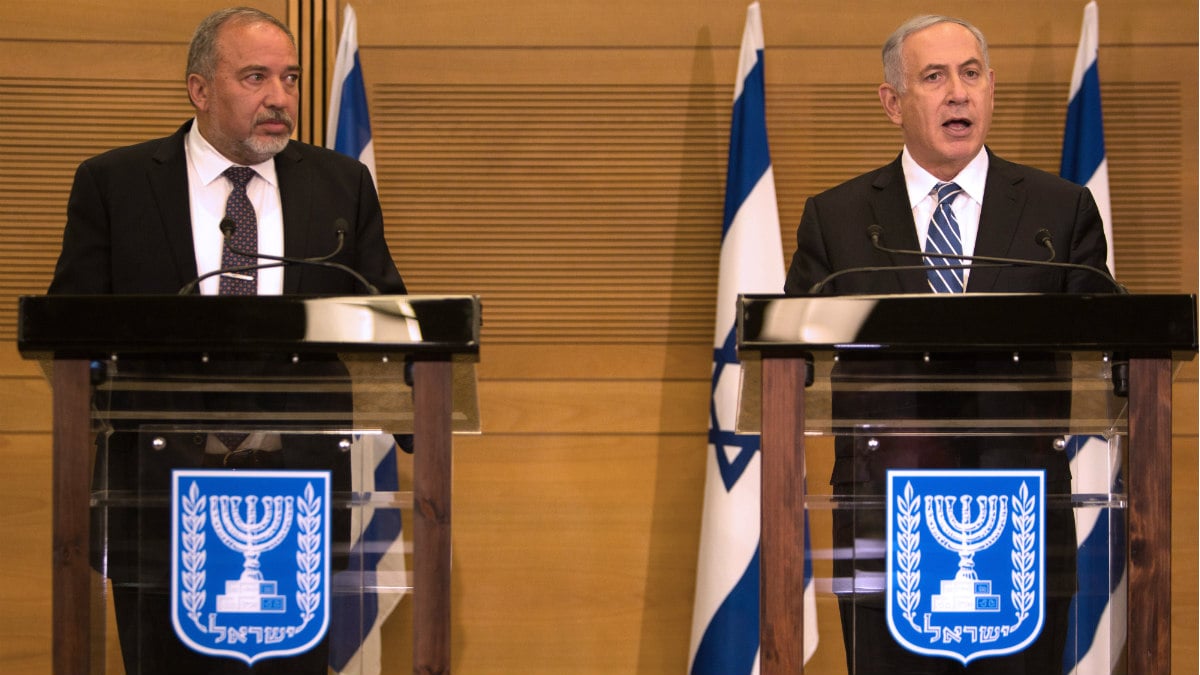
710 326 760 491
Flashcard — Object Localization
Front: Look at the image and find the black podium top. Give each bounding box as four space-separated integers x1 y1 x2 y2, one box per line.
17 294 481 358
739 293 1197 357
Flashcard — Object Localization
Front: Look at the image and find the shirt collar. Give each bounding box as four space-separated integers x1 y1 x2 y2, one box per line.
901 146 989 207
185 118 279 187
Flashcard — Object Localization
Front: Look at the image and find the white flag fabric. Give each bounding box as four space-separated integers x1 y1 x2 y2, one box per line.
325 7 406 674
688 4 817 673
1060 4 1125 675
326 3 378 185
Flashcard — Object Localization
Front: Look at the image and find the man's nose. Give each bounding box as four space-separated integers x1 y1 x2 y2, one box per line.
946 74 968 103
263 77 292 107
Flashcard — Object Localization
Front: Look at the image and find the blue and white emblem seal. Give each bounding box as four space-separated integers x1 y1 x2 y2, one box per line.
887 469 1045 664
171 469 331 664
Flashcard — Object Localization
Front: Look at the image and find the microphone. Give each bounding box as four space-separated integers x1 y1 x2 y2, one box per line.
178 218 380 295
807 226 1126 294
1033 228 1056 260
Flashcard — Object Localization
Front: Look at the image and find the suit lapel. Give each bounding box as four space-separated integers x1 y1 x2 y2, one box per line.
275 143 312 294
869 157 929 293
968 151 1026 292
148 121 200 287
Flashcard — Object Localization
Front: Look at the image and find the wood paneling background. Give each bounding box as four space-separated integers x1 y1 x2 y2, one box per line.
0 1 1195 673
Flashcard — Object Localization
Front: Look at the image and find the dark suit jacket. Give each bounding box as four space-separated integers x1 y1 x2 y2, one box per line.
784 148 1111 295
781 148 1111 494
47 120 408 583
49 119 406 296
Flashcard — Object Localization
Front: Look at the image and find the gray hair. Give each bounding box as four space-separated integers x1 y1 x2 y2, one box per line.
882 15 990 93
187 7 295 80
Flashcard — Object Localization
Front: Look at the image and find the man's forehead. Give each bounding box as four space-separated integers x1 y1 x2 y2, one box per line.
214 20 297 59
904 25 984 69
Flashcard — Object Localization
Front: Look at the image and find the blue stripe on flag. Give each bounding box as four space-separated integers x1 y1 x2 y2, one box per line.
721 51 770 237
1060 61 1105 184
691 549 761 675
334 51 374 161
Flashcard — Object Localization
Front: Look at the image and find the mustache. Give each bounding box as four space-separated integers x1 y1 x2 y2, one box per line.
255 109 294 130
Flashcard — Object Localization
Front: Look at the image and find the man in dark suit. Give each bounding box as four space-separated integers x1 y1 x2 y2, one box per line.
47 7 404 674
49 12 403 298
785 18 1109 297
783 15 1113 675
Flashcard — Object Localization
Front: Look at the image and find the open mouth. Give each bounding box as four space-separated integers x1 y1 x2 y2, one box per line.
943 118 973 132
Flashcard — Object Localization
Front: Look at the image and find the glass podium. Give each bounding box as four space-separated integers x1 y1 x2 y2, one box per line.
736 293 1196 675
18 294 480 675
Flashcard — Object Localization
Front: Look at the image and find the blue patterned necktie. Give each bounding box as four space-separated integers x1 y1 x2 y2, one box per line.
924 181 965 293
218 166 259 297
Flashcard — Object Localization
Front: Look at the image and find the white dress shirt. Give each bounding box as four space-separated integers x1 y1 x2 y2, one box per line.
185 120 285 296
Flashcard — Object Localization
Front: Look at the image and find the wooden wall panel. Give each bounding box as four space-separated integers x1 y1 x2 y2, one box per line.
0 1 286 42
1 1 1196 674
0 75 195 337
0 426 52 675
341 0 1197 48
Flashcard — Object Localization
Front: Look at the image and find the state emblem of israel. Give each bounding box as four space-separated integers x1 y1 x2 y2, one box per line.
171 469 330 664
887 469 1045 664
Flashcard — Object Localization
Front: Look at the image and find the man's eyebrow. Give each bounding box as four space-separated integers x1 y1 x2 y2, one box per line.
919 57 984 74
235 64 303 75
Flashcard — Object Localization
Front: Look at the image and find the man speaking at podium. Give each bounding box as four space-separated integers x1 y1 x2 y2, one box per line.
783 15 1114 675
46 7 405 674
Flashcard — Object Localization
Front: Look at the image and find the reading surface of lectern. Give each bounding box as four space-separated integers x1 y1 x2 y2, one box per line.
18 294 480 675
736 293 1196 675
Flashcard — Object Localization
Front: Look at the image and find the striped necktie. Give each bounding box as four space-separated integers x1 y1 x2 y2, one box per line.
924 181 965 293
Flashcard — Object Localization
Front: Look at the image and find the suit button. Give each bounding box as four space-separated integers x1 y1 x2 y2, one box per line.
192 434 206 446
151 436 167 451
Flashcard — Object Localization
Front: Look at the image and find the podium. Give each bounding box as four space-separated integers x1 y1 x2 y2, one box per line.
18 294 481 675
736 293 1197 674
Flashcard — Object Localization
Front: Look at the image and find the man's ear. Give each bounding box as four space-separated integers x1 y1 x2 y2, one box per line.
878 83 903 125
187 73 208 111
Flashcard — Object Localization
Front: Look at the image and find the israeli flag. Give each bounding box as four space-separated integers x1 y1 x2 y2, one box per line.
1060 0 1114 276
688 4 817 673
325 9 405 673
1060 4 1125 675
326 3 377 185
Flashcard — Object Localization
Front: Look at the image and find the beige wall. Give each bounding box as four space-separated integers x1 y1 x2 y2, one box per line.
0 1 1196 673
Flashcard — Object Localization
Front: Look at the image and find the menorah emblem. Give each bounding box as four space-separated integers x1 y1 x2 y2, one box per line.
173 470 330 664
888 470 1043 664
210 494 296 613
925 493 1009 613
